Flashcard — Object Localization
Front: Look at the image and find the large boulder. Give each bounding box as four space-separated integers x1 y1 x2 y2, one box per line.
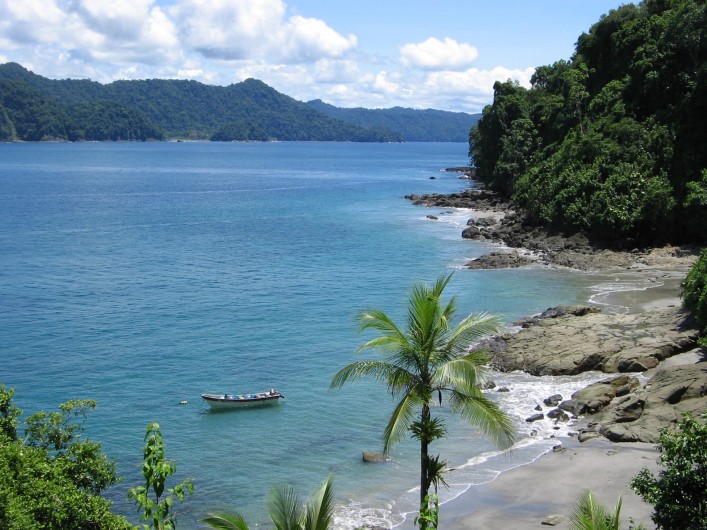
597 363 707 443
362 451 391 463
567 375 641 414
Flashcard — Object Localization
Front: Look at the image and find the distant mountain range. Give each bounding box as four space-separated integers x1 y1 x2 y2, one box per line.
0 62 480 142
307 99 479 142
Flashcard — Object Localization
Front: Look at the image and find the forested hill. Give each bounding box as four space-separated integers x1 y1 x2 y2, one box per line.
0 62 403 142
470 0 706 246
307 99 480 142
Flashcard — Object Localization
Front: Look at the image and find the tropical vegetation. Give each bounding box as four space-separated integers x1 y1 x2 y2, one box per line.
0 385 133 529
330 273 515 528
630 411 707 529
470 0 707 246
128 423 193 530
681 248 707 346
568 490 646 530
203 475 333 530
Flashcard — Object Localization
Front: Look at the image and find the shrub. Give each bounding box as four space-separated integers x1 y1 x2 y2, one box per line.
630 411 707 529
682 248 707 345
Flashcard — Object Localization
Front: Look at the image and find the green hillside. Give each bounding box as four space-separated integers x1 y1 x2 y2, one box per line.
0 63 402 142
307 99 480 142
470 0 706 245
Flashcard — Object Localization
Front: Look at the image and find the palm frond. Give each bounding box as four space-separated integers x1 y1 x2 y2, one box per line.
446 312 504 357
448 390 515 450
433 351 492 392
410 416 447 444
424 453 449 492
357 309 406 339
568 490 622 530
303 475 334 530
356 334 407 354
329 360 405 390
383 391 420 451
202 512 251 530
266 483 304 530
408 275 455 349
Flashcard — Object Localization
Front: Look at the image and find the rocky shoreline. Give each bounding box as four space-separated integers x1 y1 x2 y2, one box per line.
484 304 705 443
407 186 706 443
405 188 700 272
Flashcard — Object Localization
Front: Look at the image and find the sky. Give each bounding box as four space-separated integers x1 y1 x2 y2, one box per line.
0 0 631 113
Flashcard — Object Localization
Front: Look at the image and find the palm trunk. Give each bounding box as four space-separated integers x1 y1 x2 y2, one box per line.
419 404 430 506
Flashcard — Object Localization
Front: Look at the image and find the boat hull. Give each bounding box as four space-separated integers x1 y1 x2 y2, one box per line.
201 392 283 410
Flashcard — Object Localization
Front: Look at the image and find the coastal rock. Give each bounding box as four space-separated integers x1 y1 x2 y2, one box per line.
543 394 563 407
513 305 599 329
569 375 640 414
547 408 570 422
490 306 698 375
595 363 707 443
577 431 601 442
526 413 544 423
461 225 483 240
464 251 535 270
541 514 566 526
559 399 585 416
406 187 699 272
362 451 391 463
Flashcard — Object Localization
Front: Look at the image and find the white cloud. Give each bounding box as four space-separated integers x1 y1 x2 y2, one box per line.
281 16 356 62
170 0 285 60
424 66 535 94
0 0 538 113
170 0 355 63
372 71 401 95
400 37 479 71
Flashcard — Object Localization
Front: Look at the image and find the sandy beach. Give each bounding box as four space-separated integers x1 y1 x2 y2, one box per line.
439 437 660 529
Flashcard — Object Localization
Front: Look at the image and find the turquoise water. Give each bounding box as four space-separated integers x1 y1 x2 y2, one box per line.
1 142 603 528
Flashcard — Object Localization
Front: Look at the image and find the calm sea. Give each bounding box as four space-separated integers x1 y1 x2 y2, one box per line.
1 142 610 528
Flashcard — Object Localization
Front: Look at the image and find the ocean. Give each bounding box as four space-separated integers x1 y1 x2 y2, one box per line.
1 141 613 528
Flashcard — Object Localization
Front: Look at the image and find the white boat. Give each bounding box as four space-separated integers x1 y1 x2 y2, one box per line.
201 389 284 410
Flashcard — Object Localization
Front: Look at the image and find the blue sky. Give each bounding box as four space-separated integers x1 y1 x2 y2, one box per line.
0 0 629 113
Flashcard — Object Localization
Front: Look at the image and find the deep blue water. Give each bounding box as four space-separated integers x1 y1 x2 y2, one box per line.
0 142 603 528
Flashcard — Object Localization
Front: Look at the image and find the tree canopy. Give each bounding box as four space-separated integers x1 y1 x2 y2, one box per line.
470 0 707 245
0 385 133 529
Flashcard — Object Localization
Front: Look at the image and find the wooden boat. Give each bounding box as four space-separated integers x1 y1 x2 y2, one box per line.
201 389 284 410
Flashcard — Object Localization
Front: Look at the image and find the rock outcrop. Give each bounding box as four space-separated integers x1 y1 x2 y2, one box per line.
488 306 698 375
478 305 706 442
586 361 707 443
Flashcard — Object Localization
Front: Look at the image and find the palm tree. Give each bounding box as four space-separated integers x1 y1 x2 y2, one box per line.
203 475 334 530
329 273 515 525
569 490 646 530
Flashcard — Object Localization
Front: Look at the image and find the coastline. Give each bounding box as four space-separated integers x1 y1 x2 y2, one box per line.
386 184 703 530
390 261 680 530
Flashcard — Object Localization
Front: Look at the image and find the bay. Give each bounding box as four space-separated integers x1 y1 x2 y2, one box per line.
1 141 604 528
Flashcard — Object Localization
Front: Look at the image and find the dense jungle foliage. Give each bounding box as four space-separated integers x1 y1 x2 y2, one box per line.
0 80 163 141
0 63 405 142
470 0 707 245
